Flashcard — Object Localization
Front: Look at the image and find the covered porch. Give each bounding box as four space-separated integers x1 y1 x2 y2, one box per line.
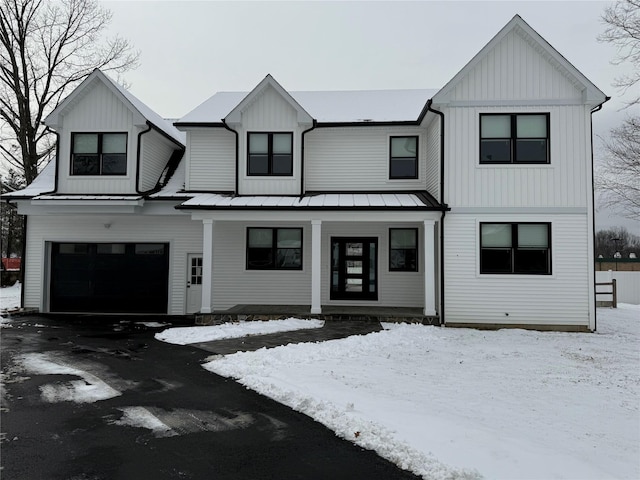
179 192 446 320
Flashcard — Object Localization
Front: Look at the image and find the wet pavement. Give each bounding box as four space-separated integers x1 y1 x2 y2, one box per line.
0 315 418 480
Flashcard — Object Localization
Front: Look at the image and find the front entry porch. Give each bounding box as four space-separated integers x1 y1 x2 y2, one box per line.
196 304 440 325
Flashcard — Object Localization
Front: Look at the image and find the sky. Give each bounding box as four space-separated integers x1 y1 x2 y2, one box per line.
98 1 636 233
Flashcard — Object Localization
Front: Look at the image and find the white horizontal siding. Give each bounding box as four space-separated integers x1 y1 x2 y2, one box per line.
23 213 201 315
139 130 177 192
444 105 590 208
211 221 311 309
57 81 138 194
449 28 583 102
305 127 427 191
186 129 235 191
444 213 590 326
425 118 441 201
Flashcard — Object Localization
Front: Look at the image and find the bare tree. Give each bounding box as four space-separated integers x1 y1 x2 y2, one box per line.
597 116 640 218
0 0 138 185
598 0 640 219
600 0 640 107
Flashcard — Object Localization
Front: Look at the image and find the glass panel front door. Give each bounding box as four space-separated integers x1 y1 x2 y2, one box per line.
330 237 378 300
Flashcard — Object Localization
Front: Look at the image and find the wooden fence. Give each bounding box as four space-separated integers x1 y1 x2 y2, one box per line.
595 279 617 308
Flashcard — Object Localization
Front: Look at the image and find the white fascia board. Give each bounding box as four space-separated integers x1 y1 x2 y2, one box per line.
189 210 441 223
18 203 141 215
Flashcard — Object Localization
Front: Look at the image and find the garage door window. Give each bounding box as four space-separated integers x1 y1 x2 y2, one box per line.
97 244 125 254
135 244 165 255
59 243 88 254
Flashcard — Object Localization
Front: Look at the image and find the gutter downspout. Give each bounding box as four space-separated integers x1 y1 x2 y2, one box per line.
589 96 610 332
222 119 239 196
300 120 317 196
426 99 447 326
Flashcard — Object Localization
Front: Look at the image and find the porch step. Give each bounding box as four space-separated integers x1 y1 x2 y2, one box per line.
195 310 439 326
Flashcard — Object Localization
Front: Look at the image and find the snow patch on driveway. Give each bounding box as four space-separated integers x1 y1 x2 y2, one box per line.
155 318 324 345
110 406 256 438
16 352 122 403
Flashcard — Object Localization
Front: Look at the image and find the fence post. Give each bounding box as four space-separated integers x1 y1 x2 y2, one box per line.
612 278 617 309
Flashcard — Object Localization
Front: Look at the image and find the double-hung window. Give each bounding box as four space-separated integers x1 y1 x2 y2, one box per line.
71 133 127 175
389 228 418 271
480 114 549 164
248 132 293 176
247 227 302 270
390 136 418 179
480 223 551 274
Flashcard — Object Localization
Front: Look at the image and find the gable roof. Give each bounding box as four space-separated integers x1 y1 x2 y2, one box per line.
433 15 607 106
177 85 437 125
44 69 185 146
225 74 313 125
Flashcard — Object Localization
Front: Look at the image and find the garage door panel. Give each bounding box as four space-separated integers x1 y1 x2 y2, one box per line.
50 242 169 314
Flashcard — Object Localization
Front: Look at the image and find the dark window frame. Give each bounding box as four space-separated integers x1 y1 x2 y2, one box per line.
247 132 293 176
246 227 303 270
479 113 550 164
70 132 128 176
389 228 419 272
479 222 552 275
389 135 419 179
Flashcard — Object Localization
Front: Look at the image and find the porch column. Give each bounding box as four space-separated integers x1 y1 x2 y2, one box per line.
201 219 215 314
311 220 322 314
423 220 436 316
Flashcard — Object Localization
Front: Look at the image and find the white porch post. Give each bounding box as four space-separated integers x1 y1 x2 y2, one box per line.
423 220 436 317
311 220 322 314
201 219 215 314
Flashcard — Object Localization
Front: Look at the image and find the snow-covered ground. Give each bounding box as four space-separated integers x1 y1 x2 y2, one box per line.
0 281 21 315
157 306 639 480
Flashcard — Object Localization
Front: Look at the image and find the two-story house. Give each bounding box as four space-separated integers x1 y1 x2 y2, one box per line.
8 15 607 331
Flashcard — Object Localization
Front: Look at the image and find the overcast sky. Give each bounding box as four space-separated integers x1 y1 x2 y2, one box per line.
101 1 638 232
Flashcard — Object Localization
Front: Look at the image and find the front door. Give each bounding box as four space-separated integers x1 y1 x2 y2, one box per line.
186 254 203 314
330 237 378 300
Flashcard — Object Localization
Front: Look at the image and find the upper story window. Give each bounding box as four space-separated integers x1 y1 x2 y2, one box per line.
71 133 127 175
389 136 418 179
480 114 549 164
480 223 551 274
247 227 302 270
389 228 418 272
247 132 293 176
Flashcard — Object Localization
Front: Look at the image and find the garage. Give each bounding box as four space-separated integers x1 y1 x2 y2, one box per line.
50 242 169 313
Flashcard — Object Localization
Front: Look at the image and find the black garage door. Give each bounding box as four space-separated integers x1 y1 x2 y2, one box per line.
50 242 169 313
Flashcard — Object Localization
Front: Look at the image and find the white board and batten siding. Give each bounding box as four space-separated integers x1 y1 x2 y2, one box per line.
443 27 584 104
186 129 235 191
305 127 427 192
443 105 591 208
235 85 306 195
139 129 180 192
56 80 141 194
23 214 202 315
445 214 591 327
424 118 441 201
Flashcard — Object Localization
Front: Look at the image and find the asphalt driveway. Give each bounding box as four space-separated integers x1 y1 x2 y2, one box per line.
0 315 419 480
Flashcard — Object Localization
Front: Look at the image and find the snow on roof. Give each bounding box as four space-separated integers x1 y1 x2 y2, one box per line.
178 192 441 210
150 159 186 198
178 89 438 124
2 158 56 199
102 73 186 145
